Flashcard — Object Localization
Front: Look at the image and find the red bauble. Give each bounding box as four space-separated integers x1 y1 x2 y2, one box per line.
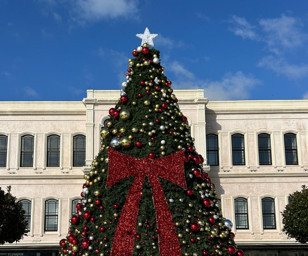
203 251 208 255
208 216 215 224
155 86 160 91
95 199 101 206
237 250 245 256
227 245 236 254
149 152 155 159
203 198 211 207
100 227 105 232
193 156 199 164
187 189 193 196
142 47 149 54
72 239 78 245
62 249 67 253
137 93 142 98
193 169 201 177
59 239 66 247
95 249 100 253
132 50 138 56
136 141 142 147
158 108 163 113
81 239 89 249
76 203 82 210
136 234 141 239
161 102 168 108
83 226 89 231
188 146 194 152
151 137 155 141
231 232 235 238
90 217 95 222
155 119 160 123
199 155 204 163
83 211 91 220
190 238 196 243
184 155 189 162
81 192 84 197
82 231 87 237
99 205 104 210
120 95 128 103
206 177 211 183
146 90 150 94
140 81 145 86
109 108 115 116
71 215 79 224
113 204 119 209
190 223 200 231
113 110 119 118
169 131 174 135
182 116 188 123
68 235 74 243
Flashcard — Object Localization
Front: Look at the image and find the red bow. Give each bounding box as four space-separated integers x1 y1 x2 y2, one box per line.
107 148 186 256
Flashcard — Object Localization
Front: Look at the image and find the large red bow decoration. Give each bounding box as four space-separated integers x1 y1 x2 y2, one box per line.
107 148 187 256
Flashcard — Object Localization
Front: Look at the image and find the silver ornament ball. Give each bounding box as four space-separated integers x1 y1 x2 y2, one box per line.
110 137 120 148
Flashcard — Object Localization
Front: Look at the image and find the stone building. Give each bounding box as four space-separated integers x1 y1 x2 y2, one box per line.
0 89 308 256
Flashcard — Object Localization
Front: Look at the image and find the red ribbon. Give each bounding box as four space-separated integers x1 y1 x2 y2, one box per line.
107 148 186 256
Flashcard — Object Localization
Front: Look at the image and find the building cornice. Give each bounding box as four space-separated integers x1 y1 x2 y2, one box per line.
207 100 308 114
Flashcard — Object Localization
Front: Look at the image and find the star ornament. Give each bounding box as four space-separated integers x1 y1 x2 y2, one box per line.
136 27 158 47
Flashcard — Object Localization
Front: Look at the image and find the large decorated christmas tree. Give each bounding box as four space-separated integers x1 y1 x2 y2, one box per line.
59 28 244 256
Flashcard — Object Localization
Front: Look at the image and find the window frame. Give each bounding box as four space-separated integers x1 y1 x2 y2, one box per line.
284 133 298 165
20 135 34 167
232 133 245 165
71 198 82 216
19 199 31 232
234 197 249 230
262 197 276 230
47 134 60 167
258 133 272 165
73 134 86 167
44 199 58 232
0 135 8 167
206 134 219 166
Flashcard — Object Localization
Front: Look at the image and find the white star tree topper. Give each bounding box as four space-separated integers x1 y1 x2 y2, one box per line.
136 27 158 47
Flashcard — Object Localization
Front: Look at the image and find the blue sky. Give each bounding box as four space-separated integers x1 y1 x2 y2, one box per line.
1 0 308 101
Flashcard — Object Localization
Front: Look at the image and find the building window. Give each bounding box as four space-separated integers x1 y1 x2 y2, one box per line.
258 133 272 165
234 197 249 229
45 199 58 231
73 135 85 167
206 134 219 166
72 199 82 216
0 135 8 167
20 135 34 167
262 197 276 229
232 134 245 165
47 135 60 167
19 199 31 232
284 133 298 165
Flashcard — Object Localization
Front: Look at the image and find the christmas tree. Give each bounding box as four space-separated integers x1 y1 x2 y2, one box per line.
59 28 244 256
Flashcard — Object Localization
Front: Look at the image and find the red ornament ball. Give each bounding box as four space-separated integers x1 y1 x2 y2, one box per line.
113 204 119 209
68 235 74 243
109 108 115 115
59 239 66 247
100 227 105 232
81 239 89 249
208 216 215 224
203 199 211 207
237 250 245 256
113 110 119 118
137 93 142 98
132 50 138 56
99 205 104 210
71 215 79 224
95 199 101 206
161 103 168 109
140 81 145 86
76 203 82 210
190 223 200 231
227 245 236 254
135 141 142 147
120 95 128 103
202 251 208 255
149 152 155 159
190 238 196 243
83 211 91 220
142 47 149 54
187 189 193 196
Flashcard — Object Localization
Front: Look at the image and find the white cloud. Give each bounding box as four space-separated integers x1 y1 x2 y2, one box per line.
202 71 260 100
168 61 195 80
24 87 39 98
259 15 305 49
229 15 258 40
74 0 138 21
258 55 308 79
303 91 308 99
53 12 62 23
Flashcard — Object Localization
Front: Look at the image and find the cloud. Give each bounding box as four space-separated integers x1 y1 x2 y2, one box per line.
24 87 39 98
74 0 138 22
229 15 258 40
258 55 308 79
304 91 308 99
53 12 62 23
168 61 195 80
259 15 305 49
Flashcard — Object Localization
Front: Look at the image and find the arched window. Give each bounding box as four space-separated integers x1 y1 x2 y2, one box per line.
71 198 82 216
206 134 219 166
232 134 245 165
234 197 249 229
44 199 58 231
19 199 31 232
284 133 298 165
20 135 34 167
47 135 60 167
258 133 272 165
73 135 86 167
262 197 276 229
0 135 8 167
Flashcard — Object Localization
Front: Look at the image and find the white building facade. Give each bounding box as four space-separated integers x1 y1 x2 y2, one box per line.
0 89 307 256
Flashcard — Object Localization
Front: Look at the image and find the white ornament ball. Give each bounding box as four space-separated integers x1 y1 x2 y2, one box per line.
149 122 154 126
213 214 219 219
160 125 165 130
161 140 166 145
169 198 174 203
153 57 160 64
89 236 94 240
137 46 142 52
120 90 126 96
224 219 233 230
122 82 127 88
110 137 120 148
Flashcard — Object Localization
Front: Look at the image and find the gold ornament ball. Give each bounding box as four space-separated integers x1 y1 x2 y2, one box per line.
101 128 109 138
111 129 117 135
119 127 126 133
106 121 112 127
72 245 78 252
132 127 138 133
119 137 131 148
120 110 130 120
144 100 150 106
136 245 141 249
132 101 137 105
178 233 183 238
128 135 133 139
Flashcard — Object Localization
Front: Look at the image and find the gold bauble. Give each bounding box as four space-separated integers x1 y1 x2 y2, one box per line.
138 222 142 226
119 127 126 133
72 245 78 251
120 110 130 120
101 128 109 138
105 158 109 163
178 233 183 238
119 137 131 148
132 101 137 105
161 151 165 156
112 129 117 135
132 127 138 133
128 135 133 139
101 168 105 173
140 128 144 133
144 100 150 106
106 121 112 127
144 61 149 65
88 198 92 202
136 245 141 249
